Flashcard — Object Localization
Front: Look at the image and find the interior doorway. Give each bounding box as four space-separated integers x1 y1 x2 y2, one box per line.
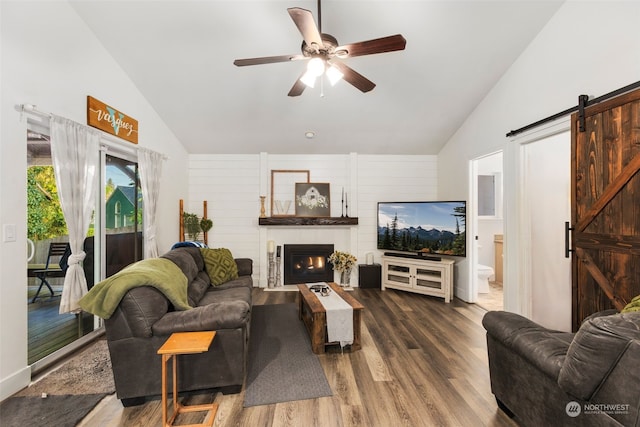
472 151 504 311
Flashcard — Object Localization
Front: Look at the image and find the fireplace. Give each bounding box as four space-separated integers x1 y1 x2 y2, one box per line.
284 244 334 284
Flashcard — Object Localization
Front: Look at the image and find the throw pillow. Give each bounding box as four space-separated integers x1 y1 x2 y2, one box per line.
621 294 640 313
200 248 239 286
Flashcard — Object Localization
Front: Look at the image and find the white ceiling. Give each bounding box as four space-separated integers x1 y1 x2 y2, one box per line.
69 1 563 155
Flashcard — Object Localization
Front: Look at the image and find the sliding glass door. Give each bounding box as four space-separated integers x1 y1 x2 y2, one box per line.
26 129 94 365
104 154 143 278
26 127 143 369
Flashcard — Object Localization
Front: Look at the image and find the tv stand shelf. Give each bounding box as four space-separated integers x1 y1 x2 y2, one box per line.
381 255 455 303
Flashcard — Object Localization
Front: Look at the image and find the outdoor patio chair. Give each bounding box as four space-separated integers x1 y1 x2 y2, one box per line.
31 242 70 303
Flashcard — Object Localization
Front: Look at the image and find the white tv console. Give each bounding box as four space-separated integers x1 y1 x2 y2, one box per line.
381 255 455 303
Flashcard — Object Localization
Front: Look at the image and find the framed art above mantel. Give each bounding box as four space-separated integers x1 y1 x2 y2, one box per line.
270 169 309 217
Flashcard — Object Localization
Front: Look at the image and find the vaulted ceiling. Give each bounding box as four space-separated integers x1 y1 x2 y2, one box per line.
70 1 563 155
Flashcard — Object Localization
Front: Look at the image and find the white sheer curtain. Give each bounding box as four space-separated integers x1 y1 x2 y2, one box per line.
138 147 164 258
50 116 101 314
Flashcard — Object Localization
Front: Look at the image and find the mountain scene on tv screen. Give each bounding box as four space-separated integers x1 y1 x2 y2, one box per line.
378 203 466 256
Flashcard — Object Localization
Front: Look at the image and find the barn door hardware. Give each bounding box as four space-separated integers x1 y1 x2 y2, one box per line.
505 80 640 137
577 94 590 132
564 221 574 258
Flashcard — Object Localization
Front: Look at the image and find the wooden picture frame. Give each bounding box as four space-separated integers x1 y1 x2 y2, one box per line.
295 183 330 217
270 170 310 217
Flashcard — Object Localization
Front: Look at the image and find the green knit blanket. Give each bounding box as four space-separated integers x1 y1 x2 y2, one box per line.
79 258 192 319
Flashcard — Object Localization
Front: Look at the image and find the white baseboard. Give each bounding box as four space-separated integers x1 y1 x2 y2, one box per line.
0 365 30 401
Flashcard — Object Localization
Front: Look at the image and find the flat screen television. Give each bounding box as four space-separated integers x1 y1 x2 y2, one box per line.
377 201 466 257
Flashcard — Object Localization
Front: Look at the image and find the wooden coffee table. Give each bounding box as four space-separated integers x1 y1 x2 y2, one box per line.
297 282 364 354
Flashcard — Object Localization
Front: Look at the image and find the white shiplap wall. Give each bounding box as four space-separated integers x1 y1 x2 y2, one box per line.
356 155 439 265
188 153 438 287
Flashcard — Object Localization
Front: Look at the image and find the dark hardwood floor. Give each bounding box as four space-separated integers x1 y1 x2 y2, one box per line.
78 287 515 426
27 284 94 365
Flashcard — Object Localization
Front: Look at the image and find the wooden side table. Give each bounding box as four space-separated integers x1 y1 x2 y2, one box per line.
157 331 218 427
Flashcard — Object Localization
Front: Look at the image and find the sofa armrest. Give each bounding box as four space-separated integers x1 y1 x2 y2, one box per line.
482 311 573 380
558 312 640 400
235 258 252 277
151 300 251 336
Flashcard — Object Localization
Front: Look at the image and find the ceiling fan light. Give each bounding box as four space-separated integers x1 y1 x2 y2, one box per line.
326 65 344 86
300 71 317 88
307 57 325 77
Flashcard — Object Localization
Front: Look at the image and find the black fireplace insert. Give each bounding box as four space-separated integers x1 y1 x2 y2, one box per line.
284 244 334 285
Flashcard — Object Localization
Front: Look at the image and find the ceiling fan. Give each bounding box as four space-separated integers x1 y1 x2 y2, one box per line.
233 0 406 96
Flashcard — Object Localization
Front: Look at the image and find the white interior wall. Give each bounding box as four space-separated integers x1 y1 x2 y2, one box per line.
438 2 640 316
187 153 438 287
0 2 189 400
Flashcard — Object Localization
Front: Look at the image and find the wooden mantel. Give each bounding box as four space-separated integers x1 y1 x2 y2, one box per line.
258 217 358 226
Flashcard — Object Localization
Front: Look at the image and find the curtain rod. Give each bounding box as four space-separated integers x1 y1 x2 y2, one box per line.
16 103 169 160
506 80 640 138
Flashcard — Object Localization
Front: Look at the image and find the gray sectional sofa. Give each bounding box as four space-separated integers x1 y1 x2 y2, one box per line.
101 246 253 406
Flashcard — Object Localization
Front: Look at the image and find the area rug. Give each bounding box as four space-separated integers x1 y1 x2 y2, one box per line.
244 303 332 407
0 338 114 427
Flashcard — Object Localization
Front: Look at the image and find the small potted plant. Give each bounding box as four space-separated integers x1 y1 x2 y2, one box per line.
183 212 202 241
328 250 358 287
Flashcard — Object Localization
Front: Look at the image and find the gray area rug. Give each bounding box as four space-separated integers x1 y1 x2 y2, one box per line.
0 338 114 426
244 303 332 407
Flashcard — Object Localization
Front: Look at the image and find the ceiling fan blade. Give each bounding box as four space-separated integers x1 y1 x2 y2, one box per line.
288 73 307 97
234 54 306 67
335 34 406 58
330 62 376 93
287 7 323 49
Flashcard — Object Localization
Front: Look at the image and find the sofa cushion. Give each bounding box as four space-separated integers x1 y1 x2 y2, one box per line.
152 300 251 335
198 286 252 307
200 248 239 286
558 312 640 400
161 247 200 282
185 271 212 306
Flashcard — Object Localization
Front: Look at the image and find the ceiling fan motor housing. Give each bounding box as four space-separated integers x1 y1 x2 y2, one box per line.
301 33 344 59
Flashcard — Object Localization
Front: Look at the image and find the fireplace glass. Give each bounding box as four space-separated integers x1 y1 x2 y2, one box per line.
284 244 334 284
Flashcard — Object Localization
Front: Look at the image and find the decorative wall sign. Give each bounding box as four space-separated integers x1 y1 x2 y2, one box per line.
87 96 139 144
295 183 330 217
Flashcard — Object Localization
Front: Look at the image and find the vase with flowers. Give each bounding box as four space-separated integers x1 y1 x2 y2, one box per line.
328 250 357 287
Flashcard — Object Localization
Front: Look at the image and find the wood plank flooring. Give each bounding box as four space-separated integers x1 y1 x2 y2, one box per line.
27 284 94 364
79 288 516 427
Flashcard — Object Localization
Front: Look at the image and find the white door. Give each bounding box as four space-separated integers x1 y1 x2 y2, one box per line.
523 131 572 331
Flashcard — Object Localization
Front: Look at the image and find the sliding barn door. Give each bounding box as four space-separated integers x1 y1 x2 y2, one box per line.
571 87 640 331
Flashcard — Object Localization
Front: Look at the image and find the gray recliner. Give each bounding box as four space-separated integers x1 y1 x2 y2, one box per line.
483 309 640 426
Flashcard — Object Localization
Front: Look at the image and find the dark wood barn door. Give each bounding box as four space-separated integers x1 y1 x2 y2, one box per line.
571 87 640 330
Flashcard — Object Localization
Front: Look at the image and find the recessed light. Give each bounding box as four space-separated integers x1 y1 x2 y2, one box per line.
305 131 315 139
